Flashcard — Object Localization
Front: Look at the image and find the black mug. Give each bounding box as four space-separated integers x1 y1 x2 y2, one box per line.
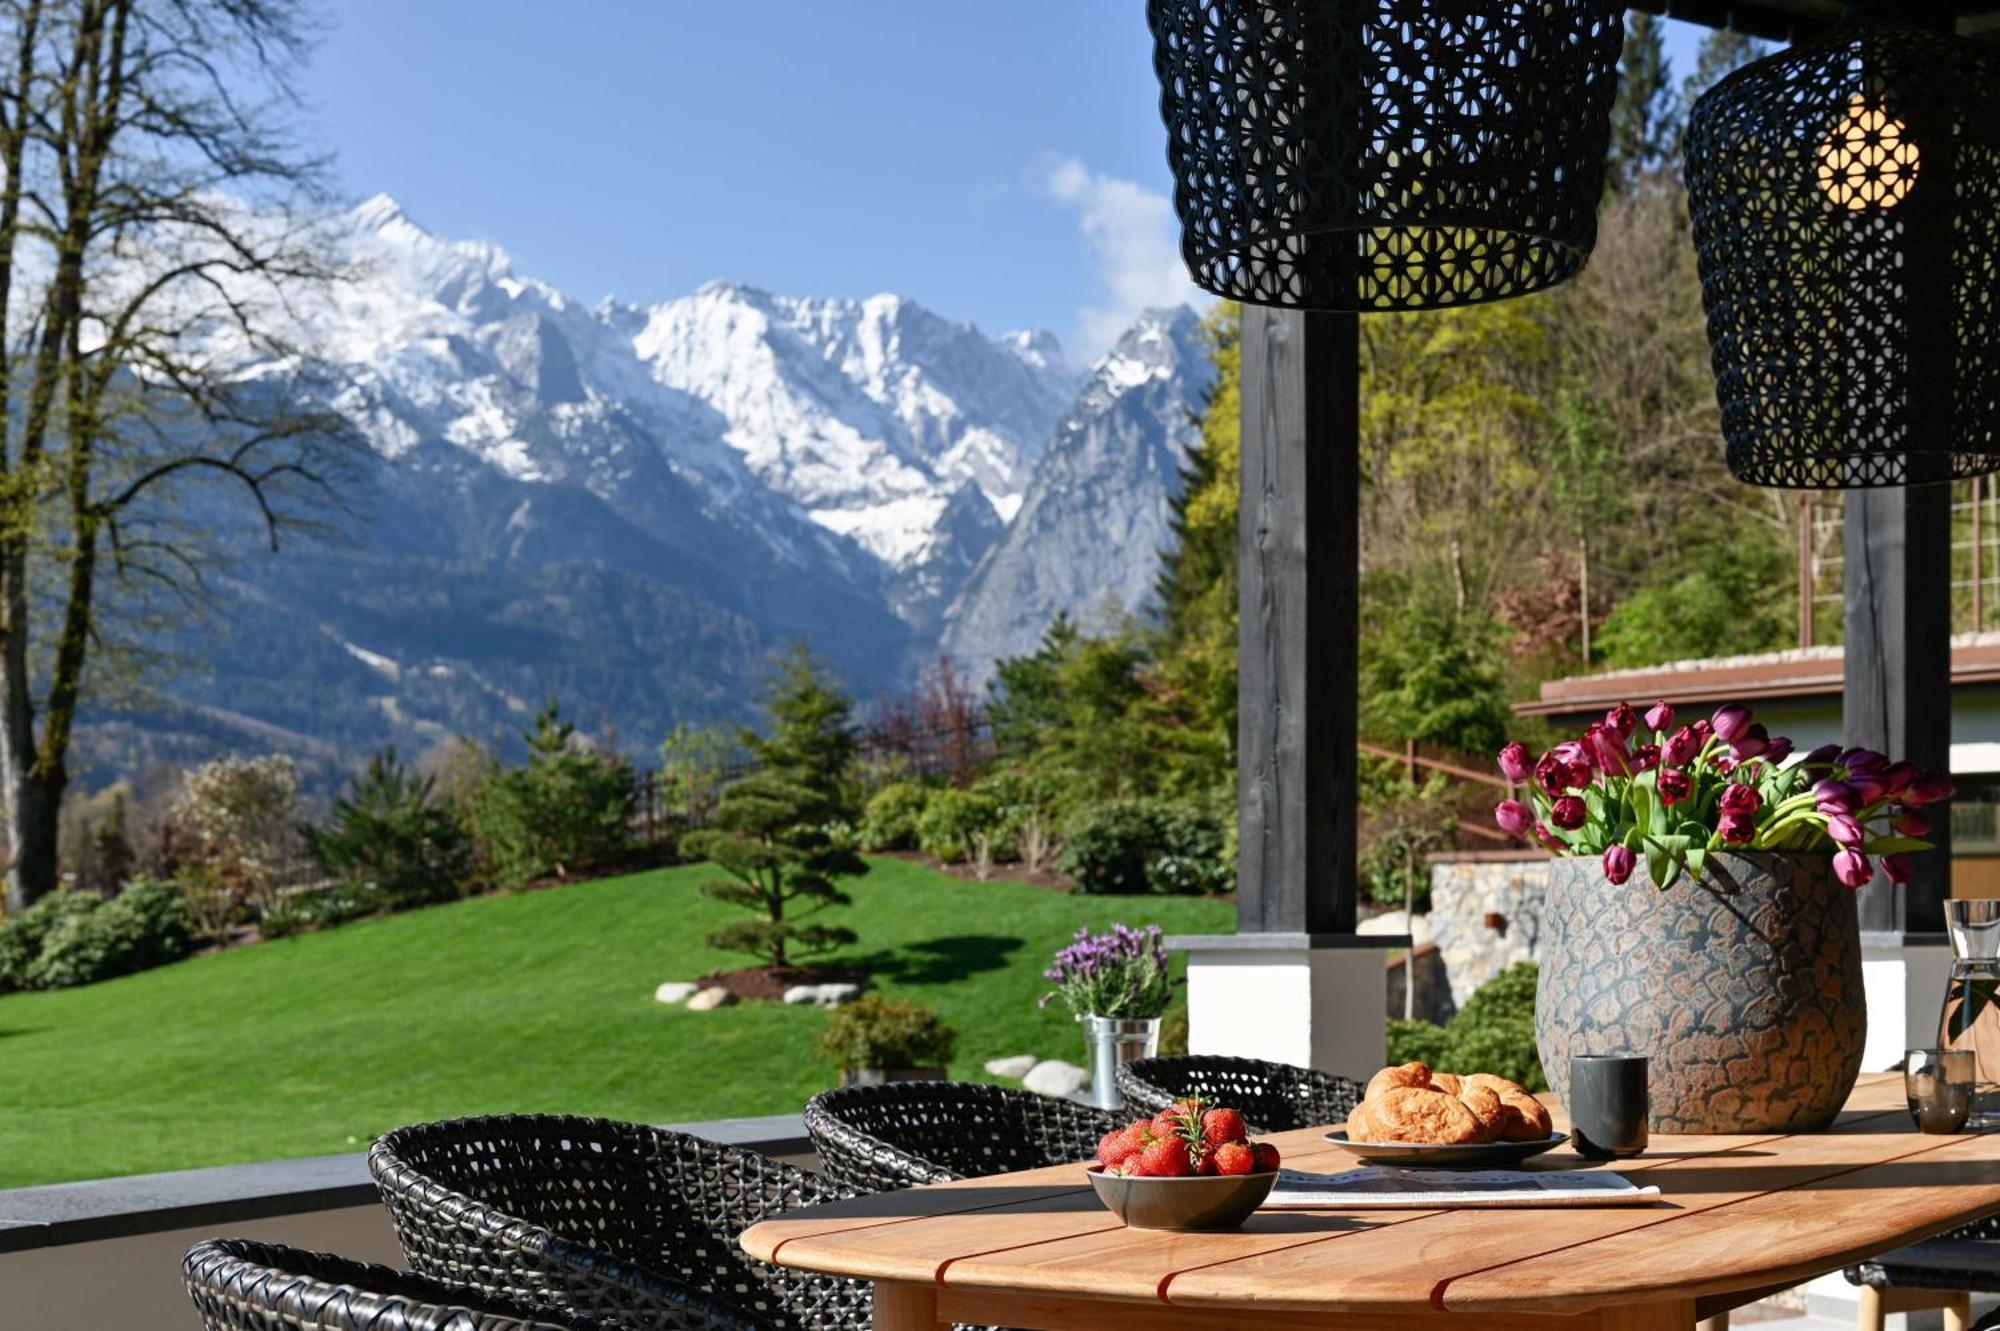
1569 1053 1648 1159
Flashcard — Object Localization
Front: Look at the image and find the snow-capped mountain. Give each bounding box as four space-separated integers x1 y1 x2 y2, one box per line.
104 198 1207 776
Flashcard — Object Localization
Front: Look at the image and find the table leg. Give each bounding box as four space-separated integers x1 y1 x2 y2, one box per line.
1603 1298 1699 1331
1946 1292 1973 1331
1698 1315 1730 1331
875 1280 942 1331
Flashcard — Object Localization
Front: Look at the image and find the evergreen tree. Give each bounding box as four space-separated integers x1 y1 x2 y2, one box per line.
1605 14 1676 191
311 749 473 909
471 704 636 887
748 645 858 807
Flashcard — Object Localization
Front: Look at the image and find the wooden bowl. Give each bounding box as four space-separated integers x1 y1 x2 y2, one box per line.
1085 1168 1278 1231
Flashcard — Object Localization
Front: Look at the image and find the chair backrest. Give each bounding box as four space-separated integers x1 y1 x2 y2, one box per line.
370 1115 857 1331
184 1237 583 1331
1115 1055 1362 1132
803 1081 1119 1194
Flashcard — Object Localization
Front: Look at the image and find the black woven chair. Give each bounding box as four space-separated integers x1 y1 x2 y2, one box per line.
370 1116 866 1331
1115 1055 1362 1132
1846 1215 2000 1331
803 1082 1120 1194
184 1237 592 1331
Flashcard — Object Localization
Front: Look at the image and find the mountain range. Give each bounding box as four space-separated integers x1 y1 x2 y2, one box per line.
88 198 1213 781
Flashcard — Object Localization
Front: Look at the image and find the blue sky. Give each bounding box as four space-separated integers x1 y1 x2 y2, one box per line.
302 5 1713 360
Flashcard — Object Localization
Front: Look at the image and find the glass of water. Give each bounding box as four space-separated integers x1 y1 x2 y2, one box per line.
1906 1048 1976 1134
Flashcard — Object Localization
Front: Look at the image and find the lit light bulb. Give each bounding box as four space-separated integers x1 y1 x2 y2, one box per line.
1817 93 1921 211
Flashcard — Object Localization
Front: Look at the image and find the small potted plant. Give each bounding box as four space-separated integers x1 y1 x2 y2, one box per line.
817 995 958 1087
1492 700 1950 1134
1042 924 1176 1110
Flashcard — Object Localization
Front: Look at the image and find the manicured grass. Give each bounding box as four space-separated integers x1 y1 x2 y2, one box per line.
0 858 1231 1188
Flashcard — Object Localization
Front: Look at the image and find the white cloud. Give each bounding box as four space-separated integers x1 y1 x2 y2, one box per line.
1038 155 1205 355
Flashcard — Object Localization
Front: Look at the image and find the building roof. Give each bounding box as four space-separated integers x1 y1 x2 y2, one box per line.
1630 1 2000 43
1516 632 2000 719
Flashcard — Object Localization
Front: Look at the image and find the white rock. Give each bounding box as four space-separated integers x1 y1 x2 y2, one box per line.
814 983 861 1007
1022 1059 1089 1099
983 1054 1038 1080
1356 911 1434 947
653 982 700 1005
686 987 738 1011
782 985 823 1005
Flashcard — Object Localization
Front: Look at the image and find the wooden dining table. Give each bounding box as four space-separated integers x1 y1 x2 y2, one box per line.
743 1072 2000 1331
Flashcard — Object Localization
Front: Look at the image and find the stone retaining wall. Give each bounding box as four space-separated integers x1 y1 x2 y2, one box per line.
1427 854 1550 1008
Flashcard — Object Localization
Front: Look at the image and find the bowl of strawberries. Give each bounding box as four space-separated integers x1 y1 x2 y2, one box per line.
1086 1098 1282 1231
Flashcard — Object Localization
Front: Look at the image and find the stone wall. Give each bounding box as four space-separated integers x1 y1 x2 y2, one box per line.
1427 854 1550 1008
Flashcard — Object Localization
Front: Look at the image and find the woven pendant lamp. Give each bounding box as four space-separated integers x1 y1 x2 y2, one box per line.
1146 0 1625 312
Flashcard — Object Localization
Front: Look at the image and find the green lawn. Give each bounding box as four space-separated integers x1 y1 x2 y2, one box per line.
0 857 1230 1188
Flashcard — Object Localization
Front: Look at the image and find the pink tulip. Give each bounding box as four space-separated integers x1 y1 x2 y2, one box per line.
1712 704 1753 743
1813 779 1857 814
1586 723 1632 777
1895 809 1931 838
1534 822 1566 852
1603 844 1636 885
1554 739 1594 773
1883 852 1913 885
1606 703 1638 740
1658 768 1692 807
1535 750 1574 795
1719 813 1756 844
1633 743 1661 772
1497 741 1532 784
1692 718 1714 744
1495 799 1533 840
1720 784 1763 817
1550 795 1588 831
1731 723 1770 760
1645 701 1675 733
1663 725 1702 768
1825 813 1864 847
1833 848 1873 889
1906 772 1954 807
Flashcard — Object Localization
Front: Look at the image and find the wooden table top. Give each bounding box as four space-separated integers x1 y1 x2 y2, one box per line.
743 1073 2000 1324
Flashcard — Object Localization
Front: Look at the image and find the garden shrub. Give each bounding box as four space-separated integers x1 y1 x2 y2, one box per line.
860 782 930 851
0 891 94 989
170 753 308 934
816 995 958 1072
1385 962 1545 1091
310 748 472 909
6 880 190 991
473 703 636 888
916 788 1000 864
1060 799 1229 895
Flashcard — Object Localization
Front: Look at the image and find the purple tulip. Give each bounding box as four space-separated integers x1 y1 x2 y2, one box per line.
1825 812 1865 847
1494 799 1533 840
1833 848 1873 890
1731 723 1770 760
1802 743 1843 767
1645 701 1675 733
1497 741 1533 784
1534 822 1566 852
1712 704 1754 744
1692 718 1714 744
1813 779 1858 814
1633 743 1661 772
1719 812 1756 844
1550 795 1588 831
1883 761 1915 795
1906 772 1955 807
1883 852 1913 885
1606 702 1639 740
1586 723 1632 777
1896 809 1931 838
1658 767 1692 807
1842 747 1889 774
1663 725 1702 769
1603 844 1636 886
1720 784 1763 817
1847 771 1891 804
1764 736 1794 764
1535 750 1575 795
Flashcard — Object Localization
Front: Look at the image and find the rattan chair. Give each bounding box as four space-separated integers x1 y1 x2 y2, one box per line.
183 1237 592 1331
1115 1055 1363 1132
802 1082 1120 1194
370 1116 865 1331
1846 1216 2000 1331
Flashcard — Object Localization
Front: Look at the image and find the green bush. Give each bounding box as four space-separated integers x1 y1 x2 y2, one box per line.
816 994 958 1071
1385 962 1545 1092
0 891 95 990
472 703 636 888
1060 799 1229 895
15 880 190 991
860 782 930 851
917 789 1001 864
310 748 473 910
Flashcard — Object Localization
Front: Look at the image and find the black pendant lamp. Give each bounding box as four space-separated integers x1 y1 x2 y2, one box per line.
1684 8 2000 488
1146 1 1625 312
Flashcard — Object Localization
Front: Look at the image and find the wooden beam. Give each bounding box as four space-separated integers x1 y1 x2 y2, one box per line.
1237 307 1360 935
1845 485 1953 934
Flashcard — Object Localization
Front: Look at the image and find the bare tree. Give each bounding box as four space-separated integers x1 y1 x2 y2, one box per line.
0 0 352 912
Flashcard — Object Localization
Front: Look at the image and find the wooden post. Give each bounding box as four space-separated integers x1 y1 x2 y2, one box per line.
1846 485 1953 933
1974 477 1985 631
1237 306 1359 936
1799 494 1816 648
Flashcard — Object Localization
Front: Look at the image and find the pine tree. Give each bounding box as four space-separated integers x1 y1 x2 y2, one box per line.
1605 14 1676 192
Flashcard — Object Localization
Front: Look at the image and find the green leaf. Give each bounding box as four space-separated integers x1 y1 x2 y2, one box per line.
1863 836 1934 854
1685 846 1708 884
1646 841 1670 892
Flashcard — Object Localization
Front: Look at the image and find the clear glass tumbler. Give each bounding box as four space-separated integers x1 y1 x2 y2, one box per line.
1906 1048 1975 1133
1938 899 2000 1131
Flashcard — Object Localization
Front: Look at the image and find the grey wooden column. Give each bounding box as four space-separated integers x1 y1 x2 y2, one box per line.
1236 306 1360 935
1845 485 1953 935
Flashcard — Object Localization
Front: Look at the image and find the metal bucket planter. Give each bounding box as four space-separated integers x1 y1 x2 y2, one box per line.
1536 851 1865 1134
1086 1016 1161 1110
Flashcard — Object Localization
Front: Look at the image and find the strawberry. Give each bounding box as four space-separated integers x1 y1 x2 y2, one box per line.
1202 1107 1249 1148
1139 1136 1193 1178
1121 1122 1153 1153
1196 1153 1220 1176
1212 1141 1256 1176
1252 1142 1281 1172
1098 1128 1138 1169
1150 1108 1184 1137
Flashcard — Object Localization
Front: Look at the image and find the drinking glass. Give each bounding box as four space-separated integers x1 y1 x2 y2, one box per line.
1938 899 2000 1130
1906 1048 1975 1134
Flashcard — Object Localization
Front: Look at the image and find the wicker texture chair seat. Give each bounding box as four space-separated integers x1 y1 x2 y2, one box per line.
371 1115 865 1331
1115 1055 1362 1132
184 1237 592 1331
803 1082 1120 1194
